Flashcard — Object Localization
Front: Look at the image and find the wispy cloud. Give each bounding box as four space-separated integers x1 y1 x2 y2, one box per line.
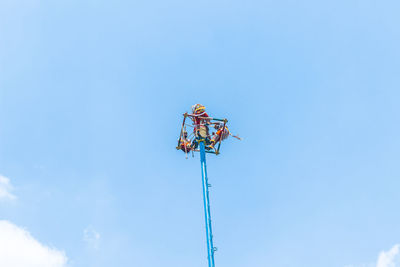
346 244 400 267
0 220 67 267
0 175 16 200
83 226 101 250
377 244 400 267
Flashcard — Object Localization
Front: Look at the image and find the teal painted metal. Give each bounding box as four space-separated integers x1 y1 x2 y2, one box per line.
199 141 216 267
210 118 225 122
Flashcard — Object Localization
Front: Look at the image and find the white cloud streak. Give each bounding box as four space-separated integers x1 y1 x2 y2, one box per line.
345 244 400 267
377 244 400 267
0 175 16 200
83 226 101 250
0 220 67 267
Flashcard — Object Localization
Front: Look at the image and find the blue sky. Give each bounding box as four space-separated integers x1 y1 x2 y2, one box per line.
1 0 400 266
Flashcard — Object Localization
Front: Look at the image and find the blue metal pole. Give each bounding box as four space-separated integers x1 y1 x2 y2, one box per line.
199 141 216 267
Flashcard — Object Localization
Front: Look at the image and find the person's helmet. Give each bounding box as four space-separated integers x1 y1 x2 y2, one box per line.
192 104 206 114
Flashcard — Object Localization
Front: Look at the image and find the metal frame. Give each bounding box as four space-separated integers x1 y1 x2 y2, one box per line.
177 113 228 155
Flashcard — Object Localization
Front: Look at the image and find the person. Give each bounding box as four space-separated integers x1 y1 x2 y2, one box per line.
178 131 193 153
209 123 230 149
190 104 211 139
191 104 209 123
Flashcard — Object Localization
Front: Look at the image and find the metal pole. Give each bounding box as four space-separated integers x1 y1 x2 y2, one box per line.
199 141 216 267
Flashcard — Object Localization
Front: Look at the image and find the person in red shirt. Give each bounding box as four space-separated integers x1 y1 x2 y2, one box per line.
190 104 211 139
190 104 209 125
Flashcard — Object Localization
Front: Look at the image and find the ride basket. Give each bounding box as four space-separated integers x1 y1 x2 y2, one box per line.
176 112 240 158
